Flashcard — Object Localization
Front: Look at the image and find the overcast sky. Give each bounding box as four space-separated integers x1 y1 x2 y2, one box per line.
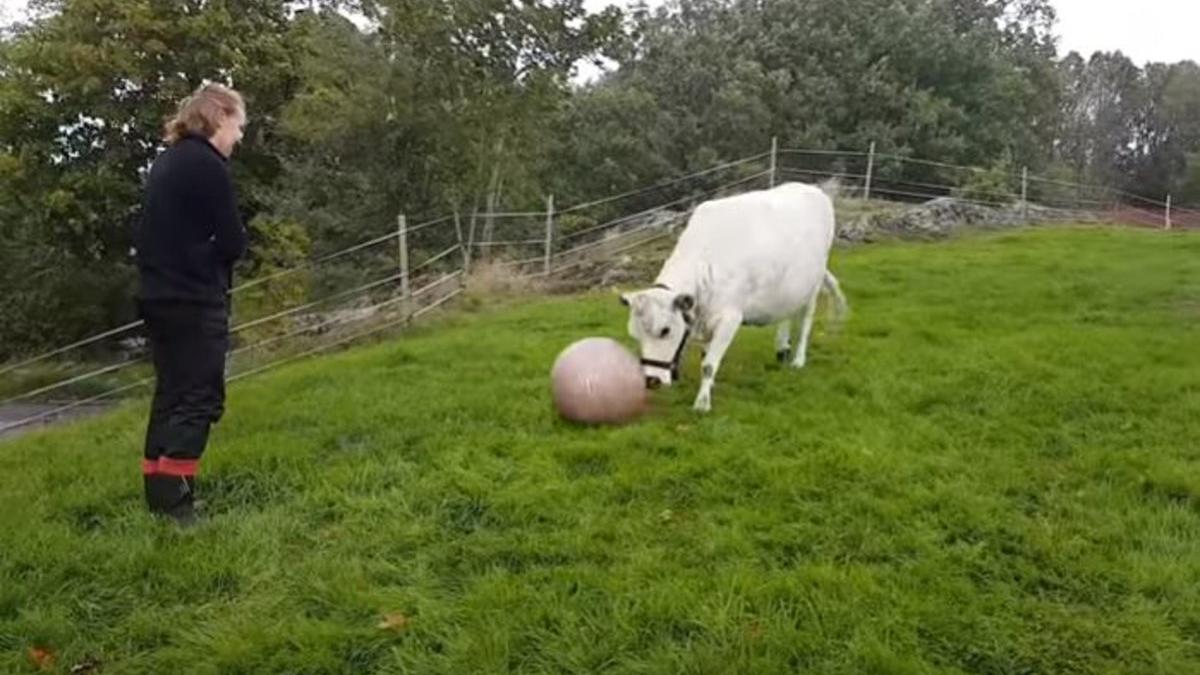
2 0 1195 71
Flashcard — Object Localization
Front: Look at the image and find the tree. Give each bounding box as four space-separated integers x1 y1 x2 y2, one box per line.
0 0 301 358
266 1 622 255
560 0 1063 197
1055 53 1199 200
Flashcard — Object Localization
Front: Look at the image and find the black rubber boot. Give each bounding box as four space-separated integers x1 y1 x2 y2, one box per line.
145 474 199 527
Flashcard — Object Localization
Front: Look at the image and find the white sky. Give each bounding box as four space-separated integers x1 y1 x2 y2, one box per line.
1 0 1196 69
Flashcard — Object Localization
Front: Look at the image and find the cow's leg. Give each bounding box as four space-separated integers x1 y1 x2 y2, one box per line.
791 286 822 369
774 321 791 363
694 310 743 413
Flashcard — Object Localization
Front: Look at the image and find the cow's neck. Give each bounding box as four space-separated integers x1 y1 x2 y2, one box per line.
654 259 701 300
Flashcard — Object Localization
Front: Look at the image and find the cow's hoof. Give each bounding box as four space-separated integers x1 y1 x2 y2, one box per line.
692 396 711 413
790 357 807 370
776 348 791 364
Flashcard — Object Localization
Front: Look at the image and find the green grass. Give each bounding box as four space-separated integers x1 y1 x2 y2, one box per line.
3 226 1200 674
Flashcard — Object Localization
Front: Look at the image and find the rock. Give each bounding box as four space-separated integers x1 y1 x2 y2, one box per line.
838 197 1102 242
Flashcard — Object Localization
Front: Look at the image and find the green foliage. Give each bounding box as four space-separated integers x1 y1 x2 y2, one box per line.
953 154 1019 204
1056 52 1200 200
0 0 301 358
555 0 1062 198
1176 153 1200 204
231 216 313 343
265 3 622 254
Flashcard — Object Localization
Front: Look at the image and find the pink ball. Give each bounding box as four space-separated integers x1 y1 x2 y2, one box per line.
551 337 647 425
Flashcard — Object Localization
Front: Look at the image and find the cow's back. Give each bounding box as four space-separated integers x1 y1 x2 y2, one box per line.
663 182 835 323
675 183 832 254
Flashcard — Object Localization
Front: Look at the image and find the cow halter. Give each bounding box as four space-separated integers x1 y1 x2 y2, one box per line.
640 283 693 380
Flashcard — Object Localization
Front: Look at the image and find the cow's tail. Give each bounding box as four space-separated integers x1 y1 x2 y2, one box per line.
822 270 849 331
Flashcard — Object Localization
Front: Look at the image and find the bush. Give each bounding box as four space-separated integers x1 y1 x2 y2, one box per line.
230 216 313 345
953 154 1019 205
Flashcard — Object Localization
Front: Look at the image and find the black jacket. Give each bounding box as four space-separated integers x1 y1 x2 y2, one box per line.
134 134 246 307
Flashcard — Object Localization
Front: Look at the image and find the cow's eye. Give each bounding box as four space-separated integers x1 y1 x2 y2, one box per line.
659 327 671 338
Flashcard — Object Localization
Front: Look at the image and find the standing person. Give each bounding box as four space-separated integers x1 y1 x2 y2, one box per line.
134 83 247 525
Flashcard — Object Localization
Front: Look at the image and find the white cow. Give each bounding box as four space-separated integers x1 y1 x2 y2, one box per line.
620 181 847 412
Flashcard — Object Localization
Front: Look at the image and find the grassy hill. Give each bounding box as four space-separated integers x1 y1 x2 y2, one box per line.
3 227 1199 674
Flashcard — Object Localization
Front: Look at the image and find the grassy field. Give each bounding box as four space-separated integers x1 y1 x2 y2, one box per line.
2 227 1199 674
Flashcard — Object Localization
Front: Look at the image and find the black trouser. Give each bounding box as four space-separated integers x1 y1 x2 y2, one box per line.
138 299 229 513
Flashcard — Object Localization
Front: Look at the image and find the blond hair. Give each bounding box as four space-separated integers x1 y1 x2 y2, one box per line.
163 83 245 145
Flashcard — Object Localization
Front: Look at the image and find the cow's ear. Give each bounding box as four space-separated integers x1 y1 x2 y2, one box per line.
619 293 632 307
673 294 695 312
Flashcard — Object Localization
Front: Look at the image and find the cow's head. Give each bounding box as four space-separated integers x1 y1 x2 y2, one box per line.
620 285 695 388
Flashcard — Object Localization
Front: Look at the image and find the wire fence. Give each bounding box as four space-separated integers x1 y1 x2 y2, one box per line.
2 141 1197 435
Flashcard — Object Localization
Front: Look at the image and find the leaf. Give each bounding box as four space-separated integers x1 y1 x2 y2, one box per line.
377 612 411 632
28 647 55 671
